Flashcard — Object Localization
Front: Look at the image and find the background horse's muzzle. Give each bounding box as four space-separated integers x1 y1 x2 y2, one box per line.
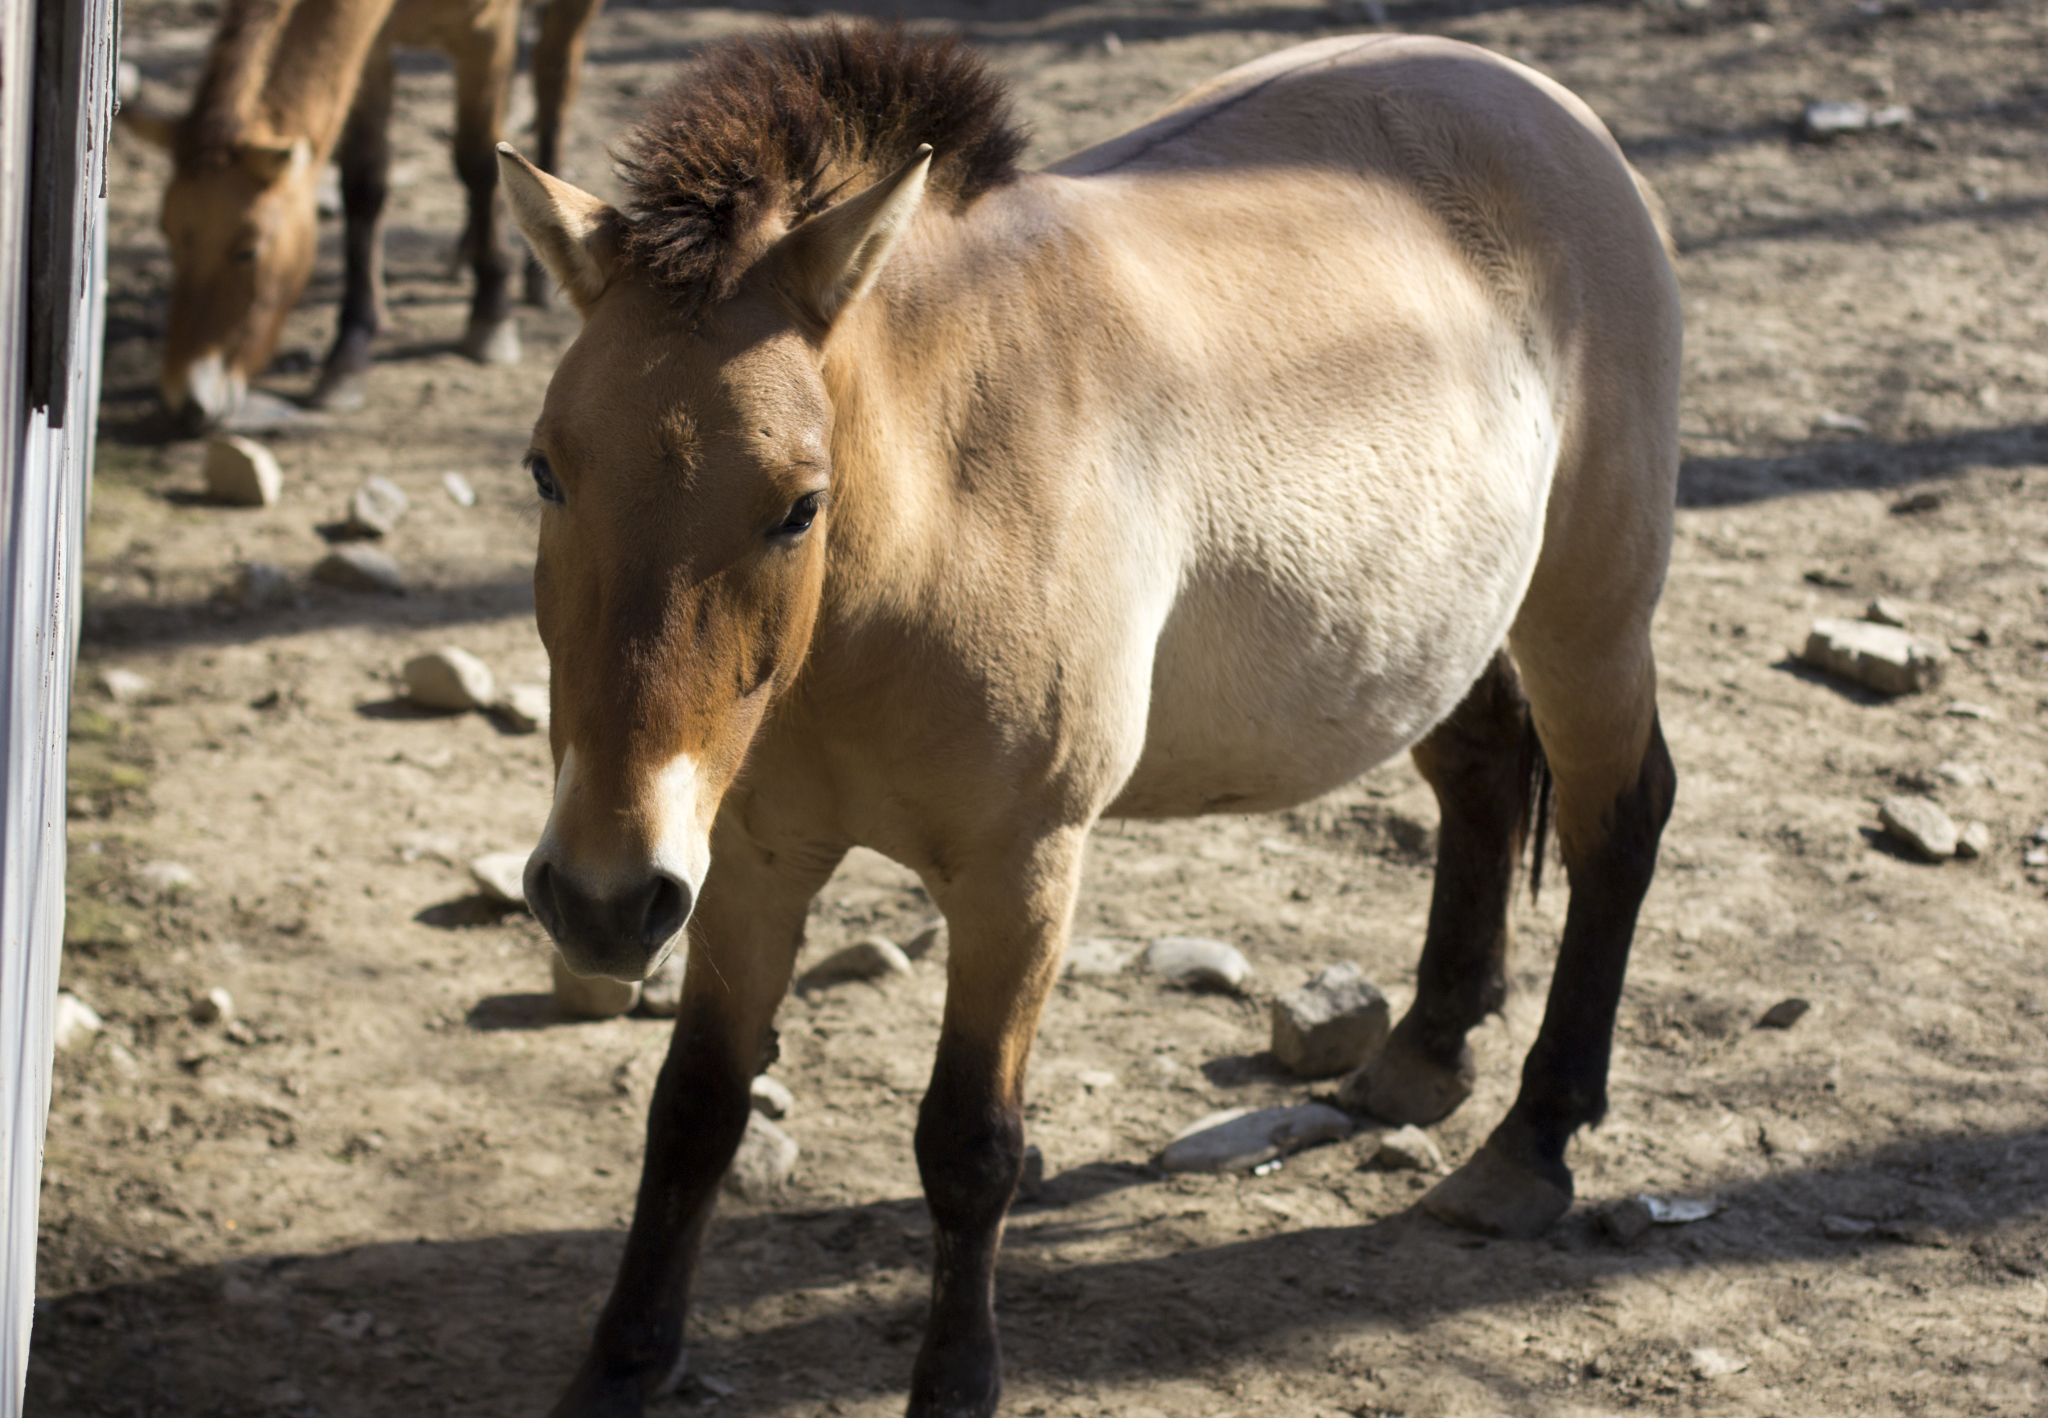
524 857 691 981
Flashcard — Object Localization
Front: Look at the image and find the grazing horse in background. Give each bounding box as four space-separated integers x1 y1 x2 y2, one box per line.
500 23 1680 1417
121 0 604 431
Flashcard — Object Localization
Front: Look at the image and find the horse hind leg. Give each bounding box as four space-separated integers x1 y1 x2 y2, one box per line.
449 3 521 365
1339 649 1540 1126
523 0 603 305
309 43 395 412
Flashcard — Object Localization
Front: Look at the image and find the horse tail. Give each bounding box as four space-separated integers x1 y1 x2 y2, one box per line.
1518 704 1555 902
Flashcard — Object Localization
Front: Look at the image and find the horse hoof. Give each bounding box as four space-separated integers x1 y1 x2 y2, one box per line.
1420 1140 1571 1239
1337 1033 1473 1125
464 316 522 365
307 370 367 413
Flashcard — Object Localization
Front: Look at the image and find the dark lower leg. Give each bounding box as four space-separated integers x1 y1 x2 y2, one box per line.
910 1039 1025 1418
525 0 600 302
315 51 393 403
1345 652 1532 1124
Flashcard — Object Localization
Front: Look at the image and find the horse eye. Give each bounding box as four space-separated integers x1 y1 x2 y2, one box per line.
529 454 563 504
233 247 258 264
771 492 822 538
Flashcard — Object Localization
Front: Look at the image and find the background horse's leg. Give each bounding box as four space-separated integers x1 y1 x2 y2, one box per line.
1341 649 1535 1125
548 827 839 1418
910 827 1087 1418
523 0 604 305
1423 616 1675 1240
450 2 520 364
308 42 395 412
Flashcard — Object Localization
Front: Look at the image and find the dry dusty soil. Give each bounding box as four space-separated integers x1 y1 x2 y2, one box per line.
25 0 2048 1413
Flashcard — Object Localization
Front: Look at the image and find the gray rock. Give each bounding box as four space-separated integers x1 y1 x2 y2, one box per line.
1756 997 1810 1030
1369 1124 1443 1172
1956 821 1991 860
204 435 283 506
1935 761 1985 788
1799 618 1945 695
1156 1103 1354 1174
313 546 404 595
135 860 196 899
52 992 102 1052
1800 100 1912 141
99 667 151 704
1820 1213 1875 1239
902 918 947 961
1269 961 1390 1078
1142 935 1251 994
490 683 549 733
190 987 235 1026
1879 795 1957 861
723 1114 799 1200
550 952 641 1019
1015 1143 1045 1202
470 852 528 907
798 936 912 990
1862 596 1908 628
441 471 477 507
405 648 497 712
1599 1196 1656 1244
1065 936 1138 979
749 1075 793 1120
638 952 684 1018
345 476 410 537
234 561 293 609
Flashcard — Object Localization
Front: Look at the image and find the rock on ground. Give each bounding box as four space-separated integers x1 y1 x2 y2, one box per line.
1956 821 1991 860
723 1115 799 1200
902 918 946 961
1015 1144 1045 1203
99 667 150 704
638 953 684 1018
52 992 102 1052
1156 1102 1354 1174
1799 618 1945 695
1369 1124 1444 1172
749 1075 793 1120
798 936 912 990
189 988 234 1026
1142 936 1251 994
469 852 527 907
550 952 641 1019
441 471 477 506
203 435 282 506
234 561 293 610
313 546 404 595
1757 997 1811 1030
1066 936 1137 979
490 683 549 733
134 860 196 899
405 648 496 712
345 476 410 537
1269 961 1389 1078
1878 795 1957 860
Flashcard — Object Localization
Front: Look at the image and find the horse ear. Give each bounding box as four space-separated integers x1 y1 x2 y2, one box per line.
771 144 932 328
497 143 619 312
117 101 181 152
237 136 311 185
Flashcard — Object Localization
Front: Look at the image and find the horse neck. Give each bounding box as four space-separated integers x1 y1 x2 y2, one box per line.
193 0 396 155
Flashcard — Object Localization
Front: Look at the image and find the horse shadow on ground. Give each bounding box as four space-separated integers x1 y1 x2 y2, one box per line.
25 1122 2048 1415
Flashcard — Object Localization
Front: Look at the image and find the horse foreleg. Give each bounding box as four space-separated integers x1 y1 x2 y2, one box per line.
450 9 520 364
523 0 604 305
909 828 1084 1418
1342 649 1532 1124
309 44 394 412
547 827 836 1418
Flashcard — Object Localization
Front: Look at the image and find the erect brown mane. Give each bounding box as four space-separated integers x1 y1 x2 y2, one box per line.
618 22 1027 306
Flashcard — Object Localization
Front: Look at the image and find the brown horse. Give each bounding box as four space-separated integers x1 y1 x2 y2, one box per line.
121 0 603 431
501 23 1680 1417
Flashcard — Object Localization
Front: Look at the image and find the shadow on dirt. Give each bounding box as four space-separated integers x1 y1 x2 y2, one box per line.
26 1123 2048 1414
1679 420 2048 507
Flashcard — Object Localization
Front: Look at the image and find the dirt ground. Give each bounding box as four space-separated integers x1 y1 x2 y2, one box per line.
26 0 2048 1412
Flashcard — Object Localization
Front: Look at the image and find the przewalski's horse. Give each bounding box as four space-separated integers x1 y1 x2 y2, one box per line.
500 24 1680 1416
121 0 604 430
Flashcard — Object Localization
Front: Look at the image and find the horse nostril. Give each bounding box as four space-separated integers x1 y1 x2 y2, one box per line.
172 396 215 436
639 873 690 952
524 858 562 939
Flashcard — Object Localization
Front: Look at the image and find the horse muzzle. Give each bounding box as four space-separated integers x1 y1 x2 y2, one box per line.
524 852 692 982
163 353 245 434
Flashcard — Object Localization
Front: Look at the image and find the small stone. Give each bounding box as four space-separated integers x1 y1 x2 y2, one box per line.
1955 821 1991 860
749 1074 793 1120
2027 847 2048 869
798 936 913 990
52 992 102 1052
1370 1124 1443 1173
135 860 196 899
1599 1196 1656 1244
313 546 404 594
1935 761 1985 788
1157 1103 1353 1174
1065 936 1137 978
723 1114 799 1200
469 852 528 907
490 683 549 733
1141 936 1251 994
1269 961 1390 1078
345 475 409 537
1878 795 1957 861
1690 1348 1749 1380
550 952 641 1019
1944 701 1996 721
1015 1144 1045 1202
441 471 477 507
1862 596 1908 628
638 952 684 1017
902 918 947 961
404 648 496 711
190 987 235 1026
203 435 283 506
1891 489 1945 515
234 561 293 610
1799 618 1945 695
1756 997 1810 1030
1820 1213 1875 1239
1801 100 1873 140
99 667 151 704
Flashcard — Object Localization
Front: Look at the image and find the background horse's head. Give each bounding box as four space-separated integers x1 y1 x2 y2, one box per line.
125 105 320 432
498 142 932 982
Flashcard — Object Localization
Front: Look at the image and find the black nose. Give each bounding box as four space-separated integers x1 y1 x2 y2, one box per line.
524 858 692 980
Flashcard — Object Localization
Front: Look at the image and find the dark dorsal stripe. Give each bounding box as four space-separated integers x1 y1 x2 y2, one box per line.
619 22 1027 306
